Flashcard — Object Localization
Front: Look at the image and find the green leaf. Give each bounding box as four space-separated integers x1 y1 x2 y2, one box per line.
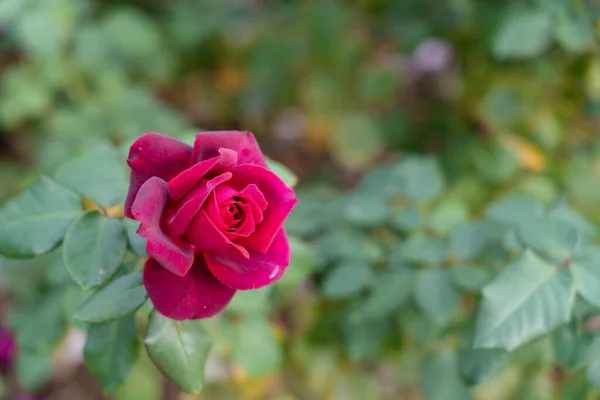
266 158 297 188
492 9 552 59
277 237 314 287
428 200 468 235
227 286 272 315
342 313 389 361
562 370 591 400
474 250 575 351
322 263 373 299
315 228 383 268
572 246 600 308
14 291 67 353
390 207 421 232
400 308 445 343
112 351 161 400
231 318 282 376
458 348 510 385
414 269 460 325
514 218 581 259
15 351 53 391
547 198 596 237
394 155 445 202
53 144 129 209
552 323 592 369
356 268 414 319
554 13 594 53
0 177 82 258
448 222 487 261
332 114 385 171
473 143 519 182
344 193 387 226
15 1 73 57
145 310 212 394
75 272 147 323
393 236 447 265
485 195 543 225
586 336 600 389
451 266 491 292
84 315 140 393
63 211 127 288
123 218 147 256
421 349 470 400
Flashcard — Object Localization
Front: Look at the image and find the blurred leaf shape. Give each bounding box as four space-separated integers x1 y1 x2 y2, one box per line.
492 9 552 59
451 266 491 292
415 269 460 325
357 268 414 319
231 318 282 376
458 347 510 385
421 349 470 400
332 114 385 172
448 222 488 262
395 155 445 202
322 263 373 299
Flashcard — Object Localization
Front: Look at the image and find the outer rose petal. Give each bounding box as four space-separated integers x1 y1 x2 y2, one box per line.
125 132 192 218
131 177 194 276
144 257 236 320
228 164 297 253
192 131 267 167
205 229 290 290
168 148 238 203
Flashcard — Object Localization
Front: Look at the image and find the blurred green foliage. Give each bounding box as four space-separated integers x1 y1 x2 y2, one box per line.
0 0 600 399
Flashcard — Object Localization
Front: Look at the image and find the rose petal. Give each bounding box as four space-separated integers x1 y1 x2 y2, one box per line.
169 148 238 203
185 210 249 258
205 188 258 237
205 229 290 290
125 132 192 218
236 184 267 224
192 131 267 167
227 203 255 237
228 164 297 253
167 172 232 237
144 257 236 320
131 177 194 276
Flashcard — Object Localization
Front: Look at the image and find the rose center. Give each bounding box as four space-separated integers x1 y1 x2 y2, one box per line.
220 199 245 231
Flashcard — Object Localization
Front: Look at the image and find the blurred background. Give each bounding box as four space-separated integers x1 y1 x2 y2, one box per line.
0 0 600 399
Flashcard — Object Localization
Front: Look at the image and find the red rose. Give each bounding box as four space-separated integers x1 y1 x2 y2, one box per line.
125 131 297 320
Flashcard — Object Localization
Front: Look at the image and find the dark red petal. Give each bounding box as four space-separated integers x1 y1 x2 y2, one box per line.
131 177 194 276
184 210 249 258
192 131 267 167
168 148 238 203
167 172 232 237
228 164 297 253
205 229 290 290
143 257 236 320
125 132 192 218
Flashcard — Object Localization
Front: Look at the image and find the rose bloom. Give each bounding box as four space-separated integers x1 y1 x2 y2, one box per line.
125 131 297 320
